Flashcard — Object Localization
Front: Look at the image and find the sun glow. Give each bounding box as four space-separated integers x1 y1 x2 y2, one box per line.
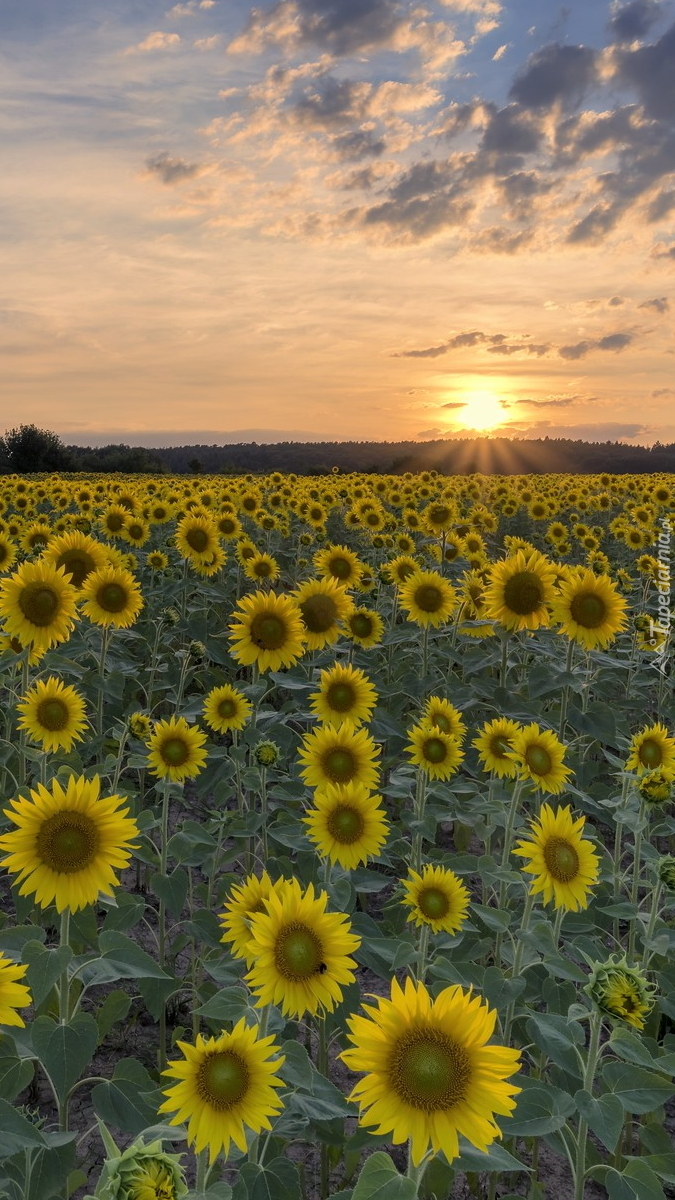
458 390 506 432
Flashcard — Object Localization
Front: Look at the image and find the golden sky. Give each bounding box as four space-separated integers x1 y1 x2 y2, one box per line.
1 0 674 446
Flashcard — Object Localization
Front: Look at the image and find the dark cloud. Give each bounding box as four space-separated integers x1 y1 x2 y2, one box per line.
638 296 669 312
481 105 542 155
609 0 662 42
397 328 635 361
331 165 382 190
647 190 675 222
293 77 367 129
608 295 624 306
235 0 405 56
653 387 675 396
509 43 598 111
559 333 633 358
487 341 551 356
514 396 576 407
396 330 489 358
473 226 536 254
559 341 593 359
597 332 633 350
145 151 202 184
615 20 675 121
441 401 466 409
332 129 386 160
567 205 620 244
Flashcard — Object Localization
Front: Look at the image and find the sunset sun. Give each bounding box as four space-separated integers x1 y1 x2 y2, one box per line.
458 391 506 432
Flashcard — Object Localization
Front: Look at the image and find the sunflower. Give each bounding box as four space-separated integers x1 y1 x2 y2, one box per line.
422 697 466 742
16 676 88 753
401 865 470 936
485 550 556 632
80 566 144 629
190 543 226 577
382 555 419 585
147 716 208 783
121 517 151 548
294 576 354 651
216 512 242 540
313 543 364 588
551 569 627 650
405 724 464 781
472 718 523 779
159 1021 285 1162
508 724 573 794
340 976 521 1167
303 782 389 869
309 662 378 729
42 530 109 589
229 590 306 672
584 955 655 1032
220 871 291 966
202 683 252 735
0 774 139 913
344 606 385 648
626 722 675 775
398 570 458 629
147 550 170 571
0 535 17 574
0 629 47 666
245 878 360 1018
99 504 129 539
0 560 78 651
175 515 220 564
243 552 280 584
298 724 380 792
513 803 600 911
0 952 32 1028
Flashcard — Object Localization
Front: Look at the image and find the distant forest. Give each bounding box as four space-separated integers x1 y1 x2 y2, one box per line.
1 424 675 475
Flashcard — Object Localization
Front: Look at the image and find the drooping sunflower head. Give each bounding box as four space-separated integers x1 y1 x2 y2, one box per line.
340 976 521 1167
16 675 88 754
294 576 354 651
484 550 556 632
398 569 458 629
309 662 378 729
0 951 32 1029
344 606 384 649
229 589 307 672
508 724 573 794
89 1136 187 1200
203 683 252 734
220 870 291 965
298 723 380 792
513 802 600 912
0 774 139 913
128 711 153 741
401 864 470 935
245 878 361 1018
626 722 675 776
80 565 144 629
147 716 208 782
303 781 389 870
159 1021 286 1162
472 717 524 779
584 954 656 1031
405 723 464 781
0 559 78 651
638 768 675 807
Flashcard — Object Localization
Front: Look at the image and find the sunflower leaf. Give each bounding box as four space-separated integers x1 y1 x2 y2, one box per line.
350 1152 417 1200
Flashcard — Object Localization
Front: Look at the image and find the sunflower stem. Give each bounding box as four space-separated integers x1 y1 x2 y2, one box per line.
641 879 663 969
573 1009 603 1200
558 638 575 741
411 770 427 874
499 632 509 690
421 623 429 681
17 653 30 787
497 778 525 910
96 626 111 738
416 922 430 984
612 774 631 944
259 764 269 864
503 889 534 1043
628 800 647 958
317 1017 330 1200
552 904 565 950
157 781 172 1074
110 728 128 795
58 908 71 1025
195 1147 208 1192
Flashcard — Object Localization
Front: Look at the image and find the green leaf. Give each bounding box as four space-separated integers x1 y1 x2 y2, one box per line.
609 1028 675 1075
501 1077 575 1137
602 1062 675 1113
0 926 46 954
607 1160 666 1200
21 1133 76 1200
100 892 146 933
22 941 72 1010
0 1099 47 1157
239 1157 302 1200
525 1012 584 1078
195 987 252 1024
91 1058 163 1134
453 1140 528 1174
96 931 172 980
574 1089 624 1152
0 1040 34 1102
96 989 132 1043
152 868 189 918
280 1041 352 1120
31 1014 98 1104
350 1152 416 1200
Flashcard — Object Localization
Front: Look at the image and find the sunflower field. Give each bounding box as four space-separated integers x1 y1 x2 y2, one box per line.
0 469 673 1200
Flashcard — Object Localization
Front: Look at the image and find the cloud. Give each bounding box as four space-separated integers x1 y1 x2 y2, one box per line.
608 0 662 42
124 31 181 54
487 341 550 356
653 387 675 396
638 296 669 312
194 35 221 50
481 104 543 154
331 129 386 161
441 400 468 408
492 43 509 60
608 295 624 306
509 43 598 110
144 152 204 184
513 396 576 407
559 332 633 358
614 20 675 121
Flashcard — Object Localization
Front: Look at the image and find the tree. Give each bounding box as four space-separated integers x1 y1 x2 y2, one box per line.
0 424 73 473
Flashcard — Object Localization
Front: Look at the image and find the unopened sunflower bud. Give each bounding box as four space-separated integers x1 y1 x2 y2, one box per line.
658 856 675 892
584 954 655 1031
163 607 180 626
254 739 280 767
85 1133 187 1200
128 712 152 741
189 640 207 661
638 769 675 807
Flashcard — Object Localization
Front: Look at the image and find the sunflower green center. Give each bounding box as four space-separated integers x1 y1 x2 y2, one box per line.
106 514 125 532
275 922 323 980
569 592 607 629
186 528 210 553
423 737 447 764
57 551 94 588
18 584 60 627
428 711 450 733
414 585 443 613
36 811 100 874
96 584 128 613
503 571 545 616
490 734 512 758
525 744 552 776
250 613 287 650
418 886 450 920
253 560 273 577
639 738 663 768
321 747 356 783
217 697 237 717
161 737 190 766
35 698 70 732
326 682 356 713
329 557 352 580
198 1050 250 1110
543 836 579 883
351 613 373 638
390 1028 471 1112
326 804 365 844
300 595 337 633
220 519 236 534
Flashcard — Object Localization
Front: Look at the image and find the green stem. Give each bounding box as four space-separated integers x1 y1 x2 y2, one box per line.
499 633 509 690
195 1147 208 1192
416 923 430 984
422 623 430 680
641 880 663 969
317 1018 330 1200
613 775 631 945
503 890 535 1043
411 770 427 874
17 654 30 787
573 1010 603 1200
157 781 172 1073
498 778 525 910
110 729 128 795
628 800 646 959
58 908 71 1134
96 627 111 738
558 638 575 741
552 904 565 950
259 765 268 863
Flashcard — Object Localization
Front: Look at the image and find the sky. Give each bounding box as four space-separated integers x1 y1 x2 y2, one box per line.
1 0 674 448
